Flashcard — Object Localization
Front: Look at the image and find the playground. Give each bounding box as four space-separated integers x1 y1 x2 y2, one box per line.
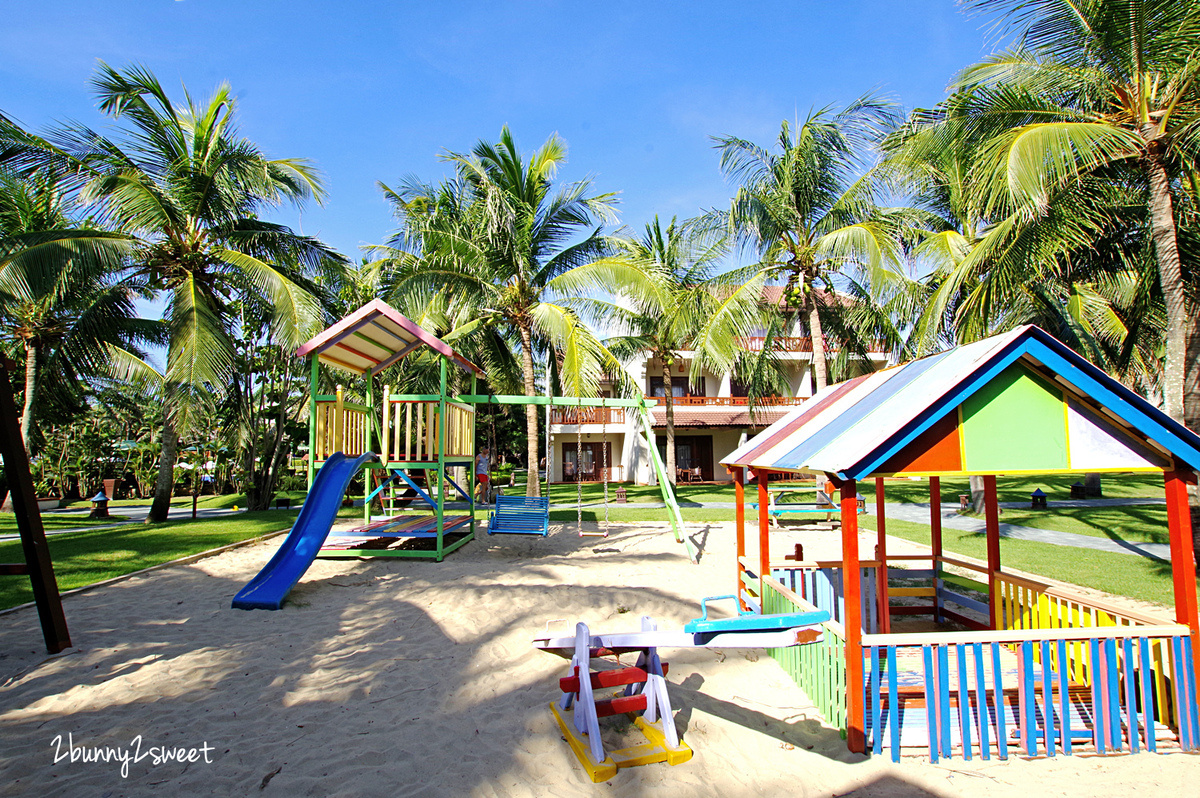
2 517 1195 797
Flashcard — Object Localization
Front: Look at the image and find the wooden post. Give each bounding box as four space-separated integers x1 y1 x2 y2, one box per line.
756 468 770 598
381 383 391 464
1165 470 1200 695
984 474 1002 630
874 476 889 634
0 367 70 653
733 467 747 610
840 477 865 753
307 355 318 488
930 476 943 623
436 358 448 561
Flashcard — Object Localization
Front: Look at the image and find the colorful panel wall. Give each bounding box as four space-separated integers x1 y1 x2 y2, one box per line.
960 366 1068 473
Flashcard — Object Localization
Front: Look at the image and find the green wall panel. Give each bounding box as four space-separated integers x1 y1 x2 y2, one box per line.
960 365 1068 472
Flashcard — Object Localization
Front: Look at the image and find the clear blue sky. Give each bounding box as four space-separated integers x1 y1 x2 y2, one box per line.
2 1 1005 263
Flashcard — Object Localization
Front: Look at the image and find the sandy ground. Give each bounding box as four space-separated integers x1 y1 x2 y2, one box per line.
0 519 1196 797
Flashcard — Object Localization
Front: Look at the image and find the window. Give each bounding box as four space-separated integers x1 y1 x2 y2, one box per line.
649 376 705 398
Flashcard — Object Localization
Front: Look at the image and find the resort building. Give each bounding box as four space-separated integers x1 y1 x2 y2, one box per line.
547 290 893 484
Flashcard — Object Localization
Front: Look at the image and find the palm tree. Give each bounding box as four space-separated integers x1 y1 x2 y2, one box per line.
20 64 345 522
597 216 776 484
0 166 162 450
953 0 1200 424
377 128 636 496
713 97 908 392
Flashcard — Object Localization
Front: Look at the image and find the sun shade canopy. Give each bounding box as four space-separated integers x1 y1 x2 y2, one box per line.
722 325 1200 481
296 299 483 377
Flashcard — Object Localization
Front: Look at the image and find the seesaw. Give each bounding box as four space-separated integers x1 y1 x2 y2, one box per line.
534 597 830 782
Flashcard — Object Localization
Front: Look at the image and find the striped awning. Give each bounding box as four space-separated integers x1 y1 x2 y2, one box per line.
296 299 483 377
722 325 1200 480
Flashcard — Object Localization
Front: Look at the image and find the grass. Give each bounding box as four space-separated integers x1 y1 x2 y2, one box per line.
0 509 298 611
857 514 1190 609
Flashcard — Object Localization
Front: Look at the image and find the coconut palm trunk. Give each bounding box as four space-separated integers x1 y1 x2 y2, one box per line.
807 292 829 393
662 358 676 486
1145 156 1190 423
19 344 37 450
518 322 541 497
148 417 178 522
1187 317 1200 562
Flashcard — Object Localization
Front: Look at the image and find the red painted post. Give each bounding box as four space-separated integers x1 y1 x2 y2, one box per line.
841 478 865 754
984 475 1002 630
733 467 747 610
1164 471 1200 694
874 476 889 634
756 468 771 596
930 476 943 622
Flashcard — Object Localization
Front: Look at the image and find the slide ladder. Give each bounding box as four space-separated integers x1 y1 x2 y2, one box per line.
550 617 692 782
232 451 376 610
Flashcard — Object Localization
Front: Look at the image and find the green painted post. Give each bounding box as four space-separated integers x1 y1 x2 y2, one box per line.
436 357 448 561
469 373 477 539
308 355 318 489
636 401 696 562
364 375 374 525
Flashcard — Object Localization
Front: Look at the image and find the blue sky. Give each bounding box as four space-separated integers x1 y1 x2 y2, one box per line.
3 1 1005 264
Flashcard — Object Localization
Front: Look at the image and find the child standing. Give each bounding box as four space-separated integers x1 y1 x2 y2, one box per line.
475 447 491 505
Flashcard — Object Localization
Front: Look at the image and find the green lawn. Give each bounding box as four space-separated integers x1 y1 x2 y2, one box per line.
0 510 298 610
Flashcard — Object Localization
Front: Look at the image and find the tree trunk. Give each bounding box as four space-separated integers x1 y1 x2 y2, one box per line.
969 474 985 514
518 322 540 497
663 358 676 486
19 343 36 450
808 292 829 393
147 415 179 523
1083 473 1102 498
1146 156 1188 422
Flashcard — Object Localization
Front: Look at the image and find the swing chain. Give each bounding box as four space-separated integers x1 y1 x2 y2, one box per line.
576 396 583 533
601 402 609 532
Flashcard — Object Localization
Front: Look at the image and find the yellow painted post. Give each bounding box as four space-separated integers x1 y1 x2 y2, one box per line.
382 385 391 463
335 385 345 453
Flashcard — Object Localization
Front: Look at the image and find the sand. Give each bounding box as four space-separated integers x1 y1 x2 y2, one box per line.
0 519 1196 797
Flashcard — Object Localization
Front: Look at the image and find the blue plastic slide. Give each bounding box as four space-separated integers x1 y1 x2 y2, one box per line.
232 451 377 610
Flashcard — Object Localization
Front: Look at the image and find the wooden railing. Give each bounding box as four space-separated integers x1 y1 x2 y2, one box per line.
644 396 803 407
738 336 814 352
381 398 474 462
313 387 368 461
862 625 1197 762
549 406 626 425
761 573 848 733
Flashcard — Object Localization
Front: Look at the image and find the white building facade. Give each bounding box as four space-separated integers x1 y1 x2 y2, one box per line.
547 333 892 485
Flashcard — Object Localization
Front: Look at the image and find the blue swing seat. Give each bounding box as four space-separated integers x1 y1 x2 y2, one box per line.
487 494 550 537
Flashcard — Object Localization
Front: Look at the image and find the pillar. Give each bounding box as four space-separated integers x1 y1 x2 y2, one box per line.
983 475 1001 629
930 476 943 623
1165 470 1200 694
874 476 889 633
733 467 747 610
840 477 865 753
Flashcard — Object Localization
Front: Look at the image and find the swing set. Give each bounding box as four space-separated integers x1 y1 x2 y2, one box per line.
300 300 697 563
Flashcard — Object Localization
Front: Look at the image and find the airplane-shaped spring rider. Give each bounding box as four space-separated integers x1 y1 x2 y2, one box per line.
533 596 830 782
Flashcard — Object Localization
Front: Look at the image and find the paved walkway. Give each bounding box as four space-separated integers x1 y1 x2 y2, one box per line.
556 497 1173 562
13 496 1172 562
0 505 242 543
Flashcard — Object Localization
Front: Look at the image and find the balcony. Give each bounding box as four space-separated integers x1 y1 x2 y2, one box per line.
738 336 813 352
549 407 626 425
643 396 802 407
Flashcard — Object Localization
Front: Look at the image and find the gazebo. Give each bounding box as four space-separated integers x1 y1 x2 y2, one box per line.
722 325 1199 761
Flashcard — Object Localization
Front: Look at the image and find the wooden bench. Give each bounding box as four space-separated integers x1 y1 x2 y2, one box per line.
487 494 550 537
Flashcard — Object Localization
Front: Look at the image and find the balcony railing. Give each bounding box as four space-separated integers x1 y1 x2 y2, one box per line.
644 396 802 407
737 336 891 353
549 407 626 425
738 336 813 352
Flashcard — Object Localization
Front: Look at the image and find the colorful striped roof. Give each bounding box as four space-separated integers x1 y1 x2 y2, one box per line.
296 299 483 377
722 326 1200 479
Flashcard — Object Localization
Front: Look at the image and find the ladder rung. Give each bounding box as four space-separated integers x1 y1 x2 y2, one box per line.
594 694 647 718
559 663 669 693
